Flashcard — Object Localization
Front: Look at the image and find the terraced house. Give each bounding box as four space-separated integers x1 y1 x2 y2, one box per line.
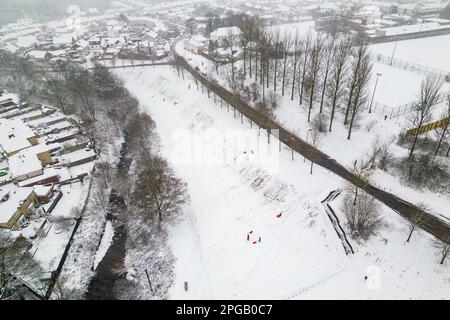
0 187 40 230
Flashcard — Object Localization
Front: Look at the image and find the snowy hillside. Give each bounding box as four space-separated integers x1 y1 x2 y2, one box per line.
116 66 450 299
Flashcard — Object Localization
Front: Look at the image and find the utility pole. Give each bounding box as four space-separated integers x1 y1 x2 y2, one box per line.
369 73 382 114
390 40 398 66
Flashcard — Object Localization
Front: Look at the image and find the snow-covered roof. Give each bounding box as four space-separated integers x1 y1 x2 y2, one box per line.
59 149 96 164
210 26 242 38
191 34 208 42
47 50 67 57
8 144 49 178
381 22 450 36
53 34 74 45
75 39 90 48
0 186 35 224
0 119 35 154
26 50 48 60
33 184 53 197
0 93 20 106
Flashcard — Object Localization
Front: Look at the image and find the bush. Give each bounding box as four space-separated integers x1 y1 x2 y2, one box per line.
312 113 329 133
255 101 275 121
342 192 382 241
396 154 449 191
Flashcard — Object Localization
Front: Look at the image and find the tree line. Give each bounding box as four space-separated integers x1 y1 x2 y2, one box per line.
214 16 374 141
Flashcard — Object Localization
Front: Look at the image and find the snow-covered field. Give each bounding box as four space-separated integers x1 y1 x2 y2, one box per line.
370 34 450 72
176 40 450 220
116 66 450 299
268 20 317 37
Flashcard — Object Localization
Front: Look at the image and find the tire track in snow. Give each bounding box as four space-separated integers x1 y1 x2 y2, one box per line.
281 268 345 300
183 206 215 299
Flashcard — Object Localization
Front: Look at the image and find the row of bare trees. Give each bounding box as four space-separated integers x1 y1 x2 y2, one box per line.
229 17 373 140
397 77 450 190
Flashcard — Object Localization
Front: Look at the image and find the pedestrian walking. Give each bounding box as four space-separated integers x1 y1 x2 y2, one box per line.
258 236 261 242
247 234 250 241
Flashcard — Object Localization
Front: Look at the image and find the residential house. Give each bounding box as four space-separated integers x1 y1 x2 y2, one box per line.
185 34 209 54
33 184 54 203
0 187 39 230
26 50 51 62
8 144 54 182
210 26 242 46
0 119 38 157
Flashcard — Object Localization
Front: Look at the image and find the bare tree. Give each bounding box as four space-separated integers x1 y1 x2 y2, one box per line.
406 203 427 242
299 31 312 105
290 32 301 101
0 234 44 300
132 156 188 229
265 31 274 90
319 35 336 113
307 34 324 122
346 42 372 140
272 30 282 92
328 37 351 132
41 73 70 113
65 65 97 120
348 157 373 205
378 140 394 171
434 95 450 157
408 76 442 158
279 32 290 97
224 27 237 84
434 236 450 265
342 191 382 240
126 112 157 159
239 17 253 77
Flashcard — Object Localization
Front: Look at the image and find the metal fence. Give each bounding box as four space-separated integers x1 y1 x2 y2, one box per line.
371 91 450 119
374 53 449 80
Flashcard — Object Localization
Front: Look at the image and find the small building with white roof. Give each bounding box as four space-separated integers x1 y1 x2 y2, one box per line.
0 118 38 156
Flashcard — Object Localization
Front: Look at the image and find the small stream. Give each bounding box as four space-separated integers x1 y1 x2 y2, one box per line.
85 135 132 300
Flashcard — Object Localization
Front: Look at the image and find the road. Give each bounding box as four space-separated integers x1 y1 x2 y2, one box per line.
171 40 450 244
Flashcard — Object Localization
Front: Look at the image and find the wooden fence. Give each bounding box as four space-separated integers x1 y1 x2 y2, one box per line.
406 117 450 136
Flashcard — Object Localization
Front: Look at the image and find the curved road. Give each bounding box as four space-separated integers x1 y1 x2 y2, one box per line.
171 40 450 244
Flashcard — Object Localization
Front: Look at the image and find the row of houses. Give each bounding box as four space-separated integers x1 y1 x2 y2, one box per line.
185 26 242 57
0 91 96 230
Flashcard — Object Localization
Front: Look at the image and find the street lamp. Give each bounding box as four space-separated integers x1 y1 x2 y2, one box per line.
369 73 382 114
304 129 312 162
389 39 398 66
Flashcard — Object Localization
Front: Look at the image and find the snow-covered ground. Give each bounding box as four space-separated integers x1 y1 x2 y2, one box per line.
93 221 114 270
268 20 317 38
176 39 450 220
116 66 450 299
370 34 450 72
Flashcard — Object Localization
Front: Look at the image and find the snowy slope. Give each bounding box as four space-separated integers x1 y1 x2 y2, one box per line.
116 66 450 299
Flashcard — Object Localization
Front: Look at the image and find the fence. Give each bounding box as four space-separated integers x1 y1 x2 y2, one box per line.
374 53 449 80
371 91 450 119
406 117 450 136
